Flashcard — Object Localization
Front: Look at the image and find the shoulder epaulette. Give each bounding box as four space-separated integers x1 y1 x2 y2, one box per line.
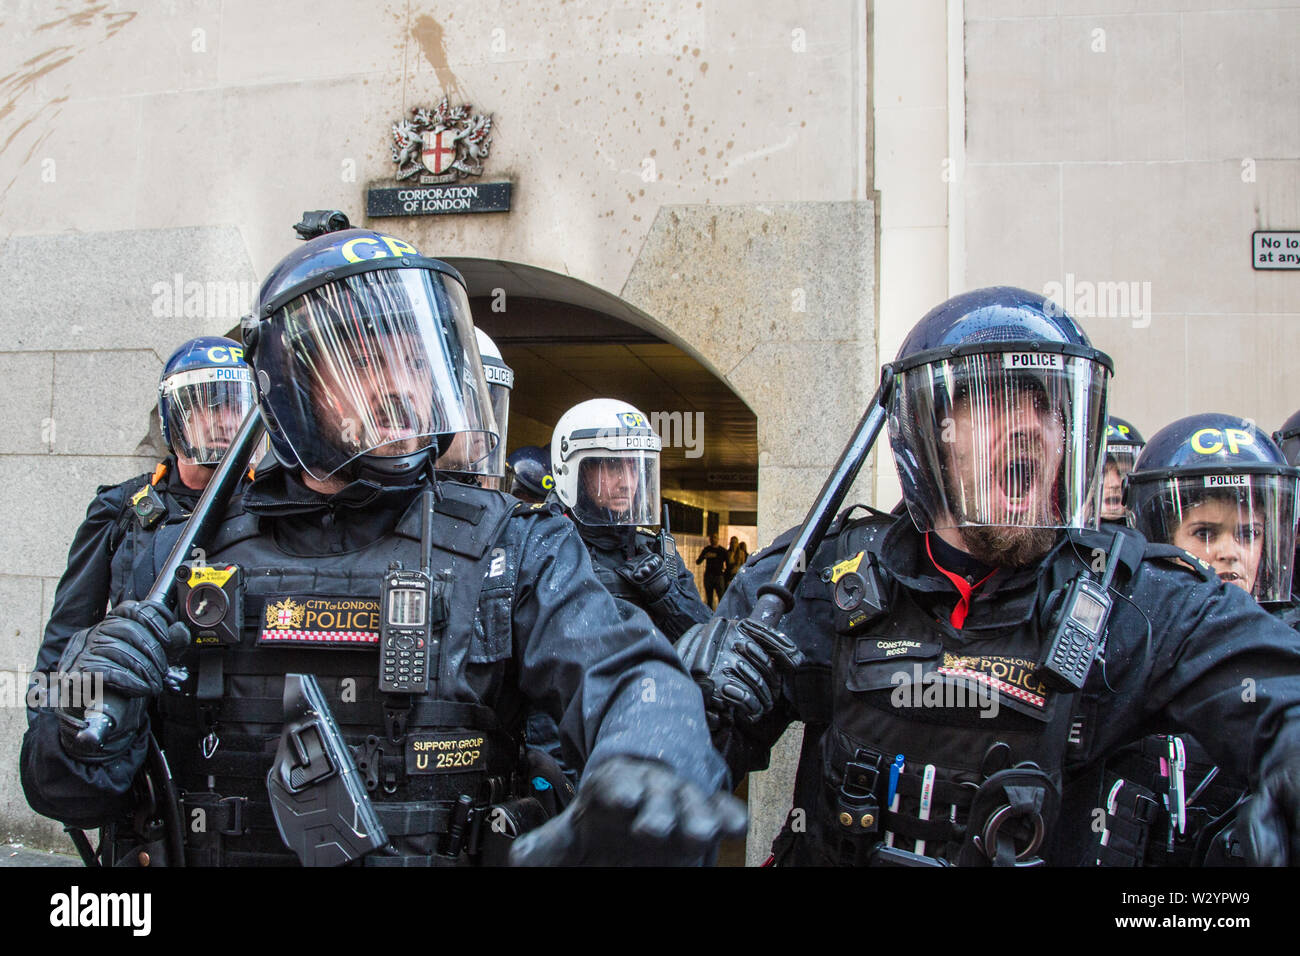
512 500 562 518
1144 543 1218 583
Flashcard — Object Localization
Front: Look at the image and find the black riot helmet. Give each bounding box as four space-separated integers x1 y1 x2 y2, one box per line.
157 336 256 465
1127 413 1300 603
1100 415 1146 521
887 286 1113 534
434 327 513 487
505 445 553 502
241 229 498 485
1273 409 1300 468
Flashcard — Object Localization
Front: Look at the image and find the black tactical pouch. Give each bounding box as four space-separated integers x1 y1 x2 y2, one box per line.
959 765 1060 867
1089 771 1160 867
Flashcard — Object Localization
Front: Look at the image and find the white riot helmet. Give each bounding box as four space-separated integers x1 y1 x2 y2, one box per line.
435 328 514 485
551 399 662 526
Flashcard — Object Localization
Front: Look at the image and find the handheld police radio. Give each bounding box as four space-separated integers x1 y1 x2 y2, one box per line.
1036 532 1126 692
378 486 439 695
658 502 677 564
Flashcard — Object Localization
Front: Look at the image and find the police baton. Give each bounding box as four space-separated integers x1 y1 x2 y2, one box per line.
746 366 896 645
76 410 266 751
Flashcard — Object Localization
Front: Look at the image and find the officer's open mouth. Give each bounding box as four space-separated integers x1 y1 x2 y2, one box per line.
1218 570 1243 585
1001 459 1037 504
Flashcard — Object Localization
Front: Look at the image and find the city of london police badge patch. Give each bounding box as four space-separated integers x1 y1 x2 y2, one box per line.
391 99 493 185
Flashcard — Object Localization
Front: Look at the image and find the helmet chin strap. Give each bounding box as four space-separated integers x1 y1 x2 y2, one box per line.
345 447 434 487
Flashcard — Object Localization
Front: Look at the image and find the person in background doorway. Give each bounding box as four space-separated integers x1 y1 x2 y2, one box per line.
696 532 730 608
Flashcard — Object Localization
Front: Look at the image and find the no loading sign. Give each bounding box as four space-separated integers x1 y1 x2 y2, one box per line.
1252 231 1300 269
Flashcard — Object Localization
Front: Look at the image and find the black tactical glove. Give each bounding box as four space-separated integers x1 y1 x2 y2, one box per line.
55 600 190 759
675 616 802 726
617 550 674 602
1241 757 1300 866
508 756 747 866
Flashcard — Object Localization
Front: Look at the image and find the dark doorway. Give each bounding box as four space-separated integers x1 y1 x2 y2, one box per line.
446 257 759 594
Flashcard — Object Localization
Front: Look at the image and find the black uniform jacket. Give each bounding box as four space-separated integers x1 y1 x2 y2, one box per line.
21 458 726 829
714 512 1300 861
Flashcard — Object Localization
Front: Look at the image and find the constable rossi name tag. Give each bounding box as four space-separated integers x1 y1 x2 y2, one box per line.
855 638 940 662
1204 474 1248 487
1002 352 1062 370
258 595 381 646
406 732 489 774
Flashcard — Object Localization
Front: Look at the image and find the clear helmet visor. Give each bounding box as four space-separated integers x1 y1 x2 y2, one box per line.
570 451 660 526
259 268 497 481
436 358 512 480
1100 444 1143 521
1129 472 1299 603
889 351 1110 532
161 366 257 465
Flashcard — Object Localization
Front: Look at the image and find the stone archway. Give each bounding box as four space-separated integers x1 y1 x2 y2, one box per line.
450 199 879 867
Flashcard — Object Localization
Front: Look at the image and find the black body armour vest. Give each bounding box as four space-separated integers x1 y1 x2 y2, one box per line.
587 543 643 605
110 470 200 606
780 517 1145 868
581 527 703 641
154 482 537 867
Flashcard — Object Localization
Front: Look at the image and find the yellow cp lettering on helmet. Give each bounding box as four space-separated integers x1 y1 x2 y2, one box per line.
1191 429 1223 454
1191 427 1255 455
341 237 380 262
206 345 245 364
341 235 420 263
542 475 555 490
380 236 419 257
1225 429 1253 454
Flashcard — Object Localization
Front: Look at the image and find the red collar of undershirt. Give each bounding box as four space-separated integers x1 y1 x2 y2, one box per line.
924 532 996 630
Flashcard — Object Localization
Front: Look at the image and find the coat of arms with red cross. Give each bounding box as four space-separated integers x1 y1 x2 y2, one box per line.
390 98 494 185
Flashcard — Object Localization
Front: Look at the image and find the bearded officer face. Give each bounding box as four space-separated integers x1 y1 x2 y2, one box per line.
939 376 1067 567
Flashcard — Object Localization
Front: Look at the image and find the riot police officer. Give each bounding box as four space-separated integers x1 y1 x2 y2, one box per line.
684 286 1300 866
550 398 711 642
36 336 256 674
435 328 513 490
1075 414 1300 865
21 228 742 867
1100 416 1144 525
505 445 553 504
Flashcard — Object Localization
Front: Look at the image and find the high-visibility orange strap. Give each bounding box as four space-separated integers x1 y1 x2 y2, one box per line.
150 462 168 486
